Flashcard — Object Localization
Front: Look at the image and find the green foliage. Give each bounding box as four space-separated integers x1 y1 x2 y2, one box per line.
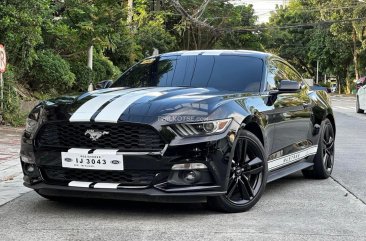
51 0 128 52
69 61 94 91
3 0 366 126
104 24 139 71
1 65 27 126
168 1 259 50
93 55 121 83
0 0 51 75
265 1 317 76
214 5 263 50
30 50 75 94
136 24 177 56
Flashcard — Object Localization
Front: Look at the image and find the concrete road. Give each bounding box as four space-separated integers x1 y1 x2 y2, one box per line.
0 95 365 241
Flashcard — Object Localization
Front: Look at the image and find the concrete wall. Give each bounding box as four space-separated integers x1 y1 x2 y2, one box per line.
20 100 39 113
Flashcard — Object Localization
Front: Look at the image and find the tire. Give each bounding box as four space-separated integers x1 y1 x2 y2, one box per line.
207 129 268 213
302 118 335 179
356 96 364 113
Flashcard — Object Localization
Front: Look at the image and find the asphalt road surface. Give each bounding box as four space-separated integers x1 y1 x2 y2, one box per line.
0 95 365 241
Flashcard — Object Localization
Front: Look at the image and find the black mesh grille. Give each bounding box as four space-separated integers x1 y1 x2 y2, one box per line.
41 167 157 186
35 122 165 151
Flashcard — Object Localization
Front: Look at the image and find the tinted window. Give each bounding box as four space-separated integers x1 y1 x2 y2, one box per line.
119 58 153 87
112 55 263 92
266 60 302 90
267 61 286 90
276 61 302 83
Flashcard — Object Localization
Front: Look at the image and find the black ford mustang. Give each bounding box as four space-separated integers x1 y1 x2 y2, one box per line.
21 50 335 212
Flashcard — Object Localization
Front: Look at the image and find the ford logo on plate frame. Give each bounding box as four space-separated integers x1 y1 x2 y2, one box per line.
64 158 73 162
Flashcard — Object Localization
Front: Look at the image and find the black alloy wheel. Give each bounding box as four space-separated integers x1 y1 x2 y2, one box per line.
322 121 335 175
302 118 335 179
207 129 268 212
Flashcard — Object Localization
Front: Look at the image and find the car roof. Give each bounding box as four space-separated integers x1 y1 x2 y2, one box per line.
159 50 273 60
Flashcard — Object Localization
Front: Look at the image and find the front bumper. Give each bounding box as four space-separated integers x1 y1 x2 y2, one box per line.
25 182 224 203
21 133 234 201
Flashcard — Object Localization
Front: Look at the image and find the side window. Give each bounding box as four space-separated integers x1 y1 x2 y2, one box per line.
266 61 286 90
277 62 302 83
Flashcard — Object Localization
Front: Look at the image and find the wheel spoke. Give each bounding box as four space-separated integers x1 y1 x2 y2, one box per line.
247 157 263 166
243 166 263 175
235 139 242 162
325 149 333 168
227 176 235 189
241 176 254 197
239 139 248 166
238 179 251 200
324 137 334 148
324 125 329 142
227 179 238 198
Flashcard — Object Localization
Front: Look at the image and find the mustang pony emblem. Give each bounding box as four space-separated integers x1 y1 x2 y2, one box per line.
85 129 110 141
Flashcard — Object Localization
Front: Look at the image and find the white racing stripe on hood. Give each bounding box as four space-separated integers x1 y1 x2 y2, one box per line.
94 87 172 123
69 89 142 122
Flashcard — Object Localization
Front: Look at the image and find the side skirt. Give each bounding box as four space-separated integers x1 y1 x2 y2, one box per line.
267 158 314 183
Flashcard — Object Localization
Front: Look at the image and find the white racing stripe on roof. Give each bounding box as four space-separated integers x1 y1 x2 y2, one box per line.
181 50 204 56
201 50 224 55
69 89 138 122
94 87 170 123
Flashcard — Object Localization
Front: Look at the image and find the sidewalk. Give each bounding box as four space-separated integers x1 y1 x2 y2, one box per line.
0 126 29 206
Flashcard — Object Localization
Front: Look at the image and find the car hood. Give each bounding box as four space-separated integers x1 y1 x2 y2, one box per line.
39 87 255 125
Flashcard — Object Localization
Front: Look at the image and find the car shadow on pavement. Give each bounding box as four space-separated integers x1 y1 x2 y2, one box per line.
29 172 312 215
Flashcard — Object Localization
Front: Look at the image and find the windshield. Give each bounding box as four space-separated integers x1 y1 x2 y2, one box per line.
112 55 263 92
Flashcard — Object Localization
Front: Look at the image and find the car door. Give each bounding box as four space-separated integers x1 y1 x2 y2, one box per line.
266 60 312 156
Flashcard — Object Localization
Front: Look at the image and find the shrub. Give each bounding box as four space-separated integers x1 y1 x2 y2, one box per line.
69 55 120 91
93 56 120 83
136 24 176 57
1 65 27 126
69 61 93 91
30 50 75 93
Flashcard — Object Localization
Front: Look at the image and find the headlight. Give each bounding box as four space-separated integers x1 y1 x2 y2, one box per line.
170 118 232 137
25 107 40 133
25 118 38 133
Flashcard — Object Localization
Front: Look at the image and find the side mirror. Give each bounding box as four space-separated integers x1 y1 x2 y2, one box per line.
95 80 113 89
278 80 301 92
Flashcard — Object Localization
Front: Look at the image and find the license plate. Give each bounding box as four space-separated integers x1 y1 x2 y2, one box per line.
61 152 123 170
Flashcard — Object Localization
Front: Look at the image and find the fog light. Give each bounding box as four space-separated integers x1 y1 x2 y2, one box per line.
26 164 35 173
21 155 30 163
182 170 201 184
229 133 235 143
172 163 207 170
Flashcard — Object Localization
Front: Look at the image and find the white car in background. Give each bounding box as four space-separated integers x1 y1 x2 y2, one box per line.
330 83 337 93
356 77 366 113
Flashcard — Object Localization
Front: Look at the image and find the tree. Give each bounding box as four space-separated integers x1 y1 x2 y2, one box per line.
0 0 51 77
265 1 317 77
166 0 260 50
